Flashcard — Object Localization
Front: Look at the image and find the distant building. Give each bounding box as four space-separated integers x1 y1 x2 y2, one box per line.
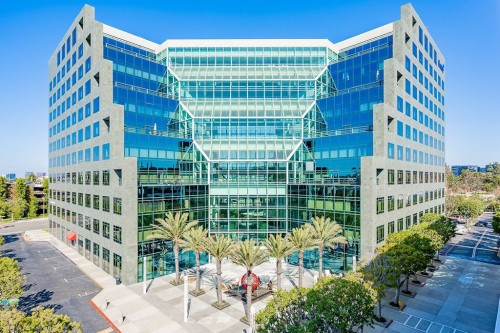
451 165 480 176
36 172 47 178
4 174 16 182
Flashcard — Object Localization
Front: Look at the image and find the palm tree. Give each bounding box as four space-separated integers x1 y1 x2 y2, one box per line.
263 234 295 290
204 234 234 309
288 226 316 288
307 216 347 279
179 226 208 295
231 239 268 321
147 212 198 283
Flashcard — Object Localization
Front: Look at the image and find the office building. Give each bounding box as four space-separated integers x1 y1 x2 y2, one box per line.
48 4 445 284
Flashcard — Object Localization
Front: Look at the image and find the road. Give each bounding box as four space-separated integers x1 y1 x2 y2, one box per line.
0 217 49 235
441 212 500 264
1 233 110 332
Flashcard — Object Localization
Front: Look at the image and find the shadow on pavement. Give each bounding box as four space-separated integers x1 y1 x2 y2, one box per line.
19 289 55 312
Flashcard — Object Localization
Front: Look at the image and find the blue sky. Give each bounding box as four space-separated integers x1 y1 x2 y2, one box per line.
0 0 499 176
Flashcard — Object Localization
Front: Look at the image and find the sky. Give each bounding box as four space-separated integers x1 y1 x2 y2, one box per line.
0 0 499 176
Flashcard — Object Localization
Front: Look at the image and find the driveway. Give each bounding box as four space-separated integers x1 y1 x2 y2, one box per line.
1 233 110 333
441 213 500 265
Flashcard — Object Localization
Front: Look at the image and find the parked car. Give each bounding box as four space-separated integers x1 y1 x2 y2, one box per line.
475 221 487 227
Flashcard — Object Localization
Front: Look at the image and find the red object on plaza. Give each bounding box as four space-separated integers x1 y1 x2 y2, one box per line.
241 273 259 291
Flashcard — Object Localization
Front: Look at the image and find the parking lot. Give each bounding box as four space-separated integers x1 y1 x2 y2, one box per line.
441 212 500 265
1 233 110 333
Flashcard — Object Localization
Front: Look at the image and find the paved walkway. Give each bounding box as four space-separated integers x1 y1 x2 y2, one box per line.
23 229 500 333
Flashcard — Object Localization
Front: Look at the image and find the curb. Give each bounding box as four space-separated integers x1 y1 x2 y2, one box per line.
90 299 122 333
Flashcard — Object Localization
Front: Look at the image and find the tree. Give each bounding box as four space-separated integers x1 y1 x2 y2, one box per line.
0 237 4 248
493 213 500 234
307 216 346 279
361 253 399 322
0 177 7 200
455 195 485 220
307 273 376 333
255 288 309 333
231 239 268 321
380 242 427 303
146 212 198 283
28 194 38 218
256 276 375 333
25 173 36 183
13 179 29 204
0 306 82 333
264 234 295 290
421 214 455 244
287 226 316 288
42 177 49 215
0 257 25 300
487 162 500 176
7 199 26 220
179 226 208 295
203 234 234 309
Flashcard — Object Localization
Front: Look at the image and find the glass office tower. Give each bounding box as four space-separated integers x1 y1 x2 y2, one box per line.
48 4 446 284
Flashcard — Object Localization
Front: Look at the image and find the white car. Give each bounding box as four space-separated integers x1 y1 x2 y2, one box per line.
455 225 468 235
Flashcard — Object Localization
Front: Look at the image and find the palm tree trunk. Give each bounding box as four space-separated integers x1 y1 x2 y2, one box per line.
276 258 281 290
298 250 304 288
318 242 323 279
246 270 252 320
174 241 180 281
216 260 222 306
195 250 201 293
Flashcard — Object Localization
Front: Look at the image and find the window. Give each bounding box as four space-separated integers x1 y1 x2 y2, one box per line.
93 195 100 210
113 254 122 276
113 226 122 244
103 170 110 185
85 57 91 73
103 222 110 239
387 169 395 185
78 193 83 206
406 216 411 228
413 171 418 184
85 194 91 207
397 121 403 136
397 195 404 209
388 221 395 234
113 198 122 215
376 225 385 243
103 143 110 160
85 102 91 118
405 56 411 71
102 196 110 212
85 171 91 185
387 143 394 159
397 170 404 184
388 196 395 211
93 121 100 137
93 171 100 185
93 97 100 113
397 218 404 231
85 79 91 96
93 146 100 161
85 216 91 230
93 219 100 235
397 96 403 112
376 197 384 214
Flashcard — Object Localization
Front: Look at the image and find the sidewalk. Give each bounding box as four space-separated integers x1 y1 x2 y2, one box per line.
23 229 316 333
24 229 500 333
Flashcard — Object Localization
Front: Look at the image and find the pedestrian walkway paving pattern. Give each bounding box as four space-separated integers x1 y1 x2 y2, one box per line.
22 229 500 333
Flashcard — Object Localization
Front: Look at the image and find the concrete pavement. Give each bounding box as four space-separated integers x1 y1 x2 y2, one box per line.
23 228 500 333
